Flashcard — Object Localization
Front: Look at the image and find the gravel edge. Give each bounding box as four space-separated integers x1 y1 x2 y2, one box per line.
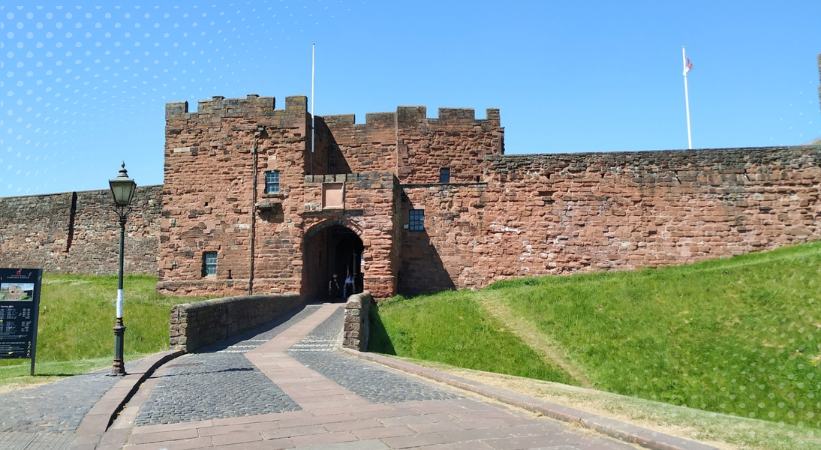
342 348 719 450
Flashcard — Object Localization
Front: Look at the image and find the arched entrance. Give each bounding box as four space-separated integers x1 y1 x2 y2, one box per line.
302 223 364 301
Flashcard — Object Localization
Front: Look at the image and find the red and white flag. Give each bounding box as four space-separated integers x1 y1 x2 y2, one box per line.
684 57 693 75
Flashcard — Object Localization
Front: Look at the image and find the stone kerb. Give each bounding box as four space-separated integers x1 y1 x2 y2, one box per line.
343 291 373 351
170 294 302 352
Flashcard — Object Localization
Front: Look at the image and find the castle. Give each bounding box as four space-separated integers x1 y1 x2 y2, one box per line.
156 96 820 299
1 57 820 299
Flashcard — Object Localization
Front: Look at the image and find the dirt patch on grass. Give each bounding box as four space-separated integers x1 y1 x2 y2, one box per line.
476 291 593 387
0 378 60 394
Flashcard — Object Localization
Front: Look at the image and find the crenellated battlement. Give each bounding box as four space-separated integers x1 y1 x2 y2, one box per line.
165 94 308 119
397 106 500 128
167 94 500 133
320 105 500 131
320 112 397 132
165 94 503 185
314 104 503 183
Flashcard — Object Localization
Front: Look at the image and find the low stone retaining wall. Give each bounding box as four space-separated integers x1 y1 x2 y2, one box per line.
343 291 373 351
170 294 302 352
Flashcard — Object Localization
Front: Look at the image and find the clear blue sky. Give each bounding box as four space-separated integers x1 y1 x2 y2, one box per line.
1 1 819 196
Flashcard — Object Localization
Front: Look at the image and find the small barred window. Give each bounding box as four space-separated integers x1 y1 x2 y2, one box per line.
202 251 217 276
409 209 425 232
439 167 450 184
265 170 280 194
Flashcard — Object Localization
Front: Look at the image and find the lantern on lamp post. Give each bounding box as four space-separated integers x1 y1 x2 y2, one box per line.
108 162 136 376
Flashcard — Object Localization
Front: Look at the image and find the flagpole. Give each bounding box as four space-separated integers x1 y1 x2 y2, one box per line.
682 46 693 149
311 43 316 154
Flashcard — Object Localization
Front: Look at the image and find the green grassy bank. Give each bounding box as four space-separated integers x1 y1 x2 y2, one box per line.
0 274 202 386
369 290 573 383
370 242 821 429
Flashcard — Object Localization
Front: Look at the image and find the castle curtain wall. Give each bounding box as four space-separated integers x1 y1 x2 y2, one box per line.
0 186 161 274
486 148 819 276
400 146 820 291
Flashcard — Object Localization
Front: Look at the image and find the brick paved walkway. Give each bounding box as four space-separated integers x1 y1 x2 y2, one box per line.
114 303 636 449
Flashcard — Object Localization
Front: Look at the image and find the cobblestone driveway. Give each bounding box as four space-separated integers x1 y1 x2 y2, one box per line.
134 352 300 426
134 305 322 425
290 306 458 404
120 303 638 449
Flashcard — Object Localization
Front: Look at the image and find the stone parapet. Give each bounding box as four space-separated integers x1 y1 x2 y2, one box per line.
487 146 820 177
169 294 302 352
343 291 373 351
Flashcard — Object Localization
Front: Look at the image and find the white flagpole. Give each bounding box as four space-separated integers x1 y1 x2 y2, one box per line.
311 43 316 154
682 46 693 149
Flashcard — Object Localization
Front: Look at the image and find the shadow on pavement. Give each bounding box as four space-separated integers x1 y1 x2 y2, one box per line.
150 367 255 379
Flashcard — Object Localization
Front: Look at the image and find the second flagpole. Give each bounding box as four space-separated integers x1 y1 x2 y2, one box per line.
311 43 316 155
682 46 693 149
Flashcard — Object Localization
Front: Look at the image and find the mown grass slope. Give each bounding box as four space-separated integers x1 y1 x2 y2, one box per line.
369 290 573 383
370 242 821 429
0 274 203 385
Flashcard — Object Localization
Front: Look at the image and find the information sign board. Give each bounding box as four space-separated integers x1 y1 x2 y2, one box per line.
0 268 42 375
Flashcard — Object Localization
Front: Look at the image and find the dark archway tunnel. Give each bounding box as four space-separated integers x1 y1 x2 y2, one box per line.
302 224 364 301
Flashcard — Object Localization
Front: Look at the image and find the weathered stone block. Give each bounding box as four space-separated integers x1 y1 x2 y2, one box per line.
342 291 373 351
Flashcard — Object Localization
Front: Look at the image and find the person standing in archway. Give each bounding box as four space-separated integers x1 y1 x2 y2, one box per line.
343 269 355 300
328 274 341 300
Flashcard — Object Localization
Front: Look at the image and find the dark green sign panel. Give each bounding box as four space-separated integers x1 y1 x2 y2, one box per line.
0 268 42 374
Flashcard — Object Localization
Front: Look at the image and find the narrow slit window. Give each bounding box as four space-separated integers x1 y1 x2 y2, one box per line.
439 167 450 184
265 170 280 194
202 251 217 277
409 209 425 232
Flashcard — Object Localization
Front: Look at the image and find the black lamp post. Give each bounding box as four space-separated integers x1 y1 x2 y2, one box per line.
108 162 136 376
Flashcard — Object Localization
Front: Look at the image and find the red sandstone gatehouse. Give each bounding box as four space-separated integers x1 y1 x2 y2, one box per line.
157 95 820 299
159 96 503 298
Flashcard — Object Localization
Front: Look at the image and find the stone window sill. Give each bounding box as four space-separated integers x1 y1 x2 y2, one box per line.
256 199 283 210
